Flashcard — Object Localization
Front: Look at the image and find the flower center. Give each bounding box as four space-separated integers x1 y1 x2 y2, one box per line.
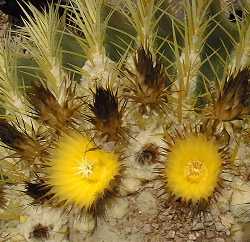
185 160 205 183
77 160 93 177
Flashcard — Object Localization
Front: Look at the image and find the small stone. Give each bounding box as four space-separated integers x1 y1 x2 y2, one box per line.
188 233 196 240
194 232 201 240
152 223 159 229
205 221 214 226
192 222 204 231
166 214 174 221
163 221 174 231
215 238 225 242
177 233 186 238
144 224 152 234
167 230 175 239
163 208 173 216
158 213 166 221
206 231 215 239
215 222 225 232
175 223 182 229
205 213 213 222
174 237 184 242
225 229 231 236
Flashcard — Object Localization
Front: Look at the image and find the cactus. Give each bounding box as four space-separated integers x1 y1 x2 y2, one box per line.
0 0 250 241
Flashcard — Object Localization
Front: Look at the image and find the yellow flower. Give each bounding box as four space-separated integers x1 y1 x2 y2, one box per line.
165 134 222 202
46 132 120 210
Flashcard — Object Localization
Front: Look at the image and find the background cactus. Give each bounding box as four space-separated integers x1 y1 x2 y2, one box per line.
0 0 250 241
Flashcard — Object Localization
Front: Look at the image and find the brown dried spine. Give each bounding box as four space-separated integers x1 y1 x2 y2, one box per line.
0 185 7 209
31 223 50 240
25 180 53 204
0 119 43 163
88 86 126 141
205 68 250 122
126 46 170 113
26 81 83 131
